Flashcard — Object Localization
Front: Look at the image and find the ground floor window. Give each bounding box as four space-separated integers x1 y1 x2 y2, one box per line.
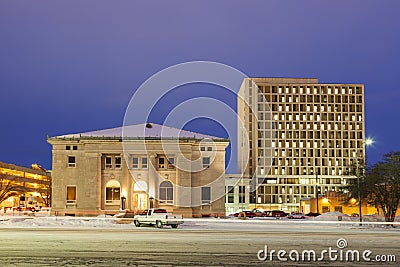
159 181 173 204
66 186 76 204
105 180 121 204
202 187 211 204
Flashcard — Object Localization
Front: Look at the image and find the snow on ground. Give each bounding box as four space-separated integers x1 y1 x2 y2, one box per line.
1 213 400 232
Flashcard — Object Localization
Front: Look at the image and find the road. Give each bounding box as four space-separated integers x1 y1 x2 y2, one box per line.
0 220 399 266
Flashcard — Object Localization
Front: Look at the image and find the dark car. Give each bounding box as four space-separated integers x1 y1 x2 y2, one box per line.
305 212 321 217
231 211 257 218
287 212 306 219
265 210 288 217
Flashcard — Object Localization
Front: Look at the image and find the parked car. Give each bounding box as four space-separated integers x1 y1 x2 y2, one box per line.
251 209 267 217
287 212 306 219
133 209 183 228
264 210 288 218
231 211 257 218
305 212 321 217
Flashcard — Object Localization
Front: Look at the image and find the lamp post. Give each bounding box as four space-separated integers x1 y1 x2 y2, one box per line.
315 170 319 214
356 137 374 226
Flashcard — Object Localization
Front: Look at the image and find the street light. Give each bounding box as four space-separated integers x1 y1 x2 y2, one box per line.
315 169 319 214
356 137 374 226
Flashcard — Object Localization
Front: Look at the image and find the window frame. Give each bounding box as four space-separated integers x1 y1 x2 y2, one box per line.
105 156 112 168
202 157 210 168
159 181 173 204
201 186 211 204
67 156 76 168
66 186 77 204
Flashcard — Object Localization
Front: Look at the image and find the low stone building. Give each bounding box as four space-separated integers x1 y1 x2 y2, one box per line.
47 123 229 217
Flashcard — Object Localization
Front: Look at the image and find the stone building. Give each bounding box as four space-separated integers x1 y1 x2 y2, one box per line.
238 78 366 212
47 123 229 217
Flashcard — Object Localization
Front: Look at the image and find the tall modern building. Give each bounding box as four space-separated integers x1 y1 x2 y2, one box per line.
238 78 365 213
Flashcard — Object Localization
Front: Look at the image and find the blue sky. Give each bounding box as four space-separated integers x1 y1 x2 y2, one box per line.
1 1 399 173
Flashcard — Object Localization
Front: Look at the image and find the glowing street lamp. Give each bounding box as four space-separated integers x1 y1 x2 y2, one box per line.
356 137 374 226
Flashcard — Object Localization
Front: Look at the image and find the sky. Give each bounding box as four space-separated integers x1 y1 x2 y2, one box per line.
1 0 399 173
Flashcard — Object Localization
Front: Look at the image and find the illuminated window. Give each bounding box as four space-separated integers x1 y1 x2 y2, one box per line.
105 180 120 204
66 186 76 204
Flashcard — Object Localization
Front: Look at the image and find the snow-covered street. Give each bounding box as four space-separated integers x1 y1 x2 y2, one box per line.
0 215 399 266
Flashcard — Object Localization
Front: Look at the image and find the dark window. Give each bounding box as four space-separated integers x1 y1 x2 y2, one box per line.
132 157 139 168
66 146 70 150
68 156 76 168
160 181 173 204
105 157 112 168
141 157 148 168
201 187 211 204
158 157 165 169
115 157 121 168
202 157 210 168
73 146 78 150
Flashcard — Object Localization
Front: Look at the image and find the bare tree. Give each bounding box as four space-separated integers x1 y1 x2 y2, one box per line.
0 173 25 205
348 152 400 223
38 179 52 207
366 152 400 222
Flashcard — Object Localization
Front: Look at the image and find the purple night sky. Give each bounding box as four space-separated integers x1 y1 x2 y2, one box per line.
1 1 399 173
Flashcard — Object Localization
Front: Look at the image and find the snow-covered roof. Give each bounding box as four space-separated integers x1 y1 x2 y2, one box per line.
51 123 225 140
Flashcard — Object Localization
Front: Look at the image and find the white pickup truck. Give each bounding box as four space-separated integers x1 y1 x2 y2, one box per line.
133 209 183 228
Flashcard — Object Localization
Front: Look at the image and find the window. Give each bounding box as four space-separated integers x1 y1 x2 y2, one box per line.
105 180 121 204
158 157 165 169
201 187 211 204
140 157 147 169
202 157 210 168
66 186 76 204
159 181 173 204
239 186 246 204
105 156 112 168
115 157 121 168
200 147 205 151
68 156 76 168
132 157 139 168
207 147 212 151
168 157 174 169
73 146 78 150
226 186 234 203
66 146 70 150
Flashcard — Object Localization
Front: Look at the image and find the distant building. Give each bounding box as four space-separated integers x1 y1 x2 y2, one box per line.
224 174 251 214
47 123 229 217
300 191 378 216
0 161 51 209
238 78 365 212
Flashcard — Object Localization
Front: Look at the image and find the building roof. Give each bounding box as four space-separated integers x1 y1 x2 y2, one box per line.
49 123 227 140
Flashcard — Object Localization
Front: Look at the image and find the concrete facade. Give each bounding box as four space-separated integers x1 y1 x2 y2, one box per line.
238 78 365 212
47 123 229 217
